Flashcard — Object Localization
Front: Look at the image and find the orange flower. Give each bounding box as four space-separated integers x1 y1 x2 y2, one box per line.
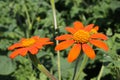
55 21 109 62
8 36 53 59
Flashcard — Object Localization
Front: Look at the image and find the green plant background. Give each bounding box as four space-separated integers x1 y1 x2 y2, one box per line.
0 0 120 80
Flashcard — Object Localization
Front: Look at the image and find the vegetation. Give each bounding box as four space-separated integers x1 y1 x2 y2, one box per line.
0 0 120 80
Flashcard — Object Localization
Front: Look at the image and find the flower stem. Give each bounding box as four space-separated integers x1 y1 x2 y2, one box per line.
23 2 57 80
24 4 32 31
29 54 57 80
50 0 58 30
23 3 32 38
50 0 61 80
72 56 80 80
74 54 88 80
97 64 104 80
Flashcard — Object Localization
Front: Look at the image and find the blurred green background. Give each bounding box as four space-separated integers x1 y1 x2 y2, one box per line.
0 0 120 80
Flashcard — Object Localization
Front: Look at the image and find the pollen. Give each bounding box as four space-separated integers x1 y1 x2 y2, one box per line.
73 30 90 43
22 38 36 47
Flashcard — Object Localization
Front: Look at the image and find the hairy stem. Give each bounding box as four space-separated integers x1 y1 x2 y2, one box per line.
74 54 88 80
97 65 104 80
29 54 57 80
24 2 57 80
50 0 61 80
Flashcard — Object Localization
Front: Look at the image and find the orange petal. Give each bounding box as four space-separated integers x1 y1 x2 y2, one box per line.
84 24 94 31
55 34 73 40
91 33 108 40
20 38 26 42
94 26 99 31
29 46 38 54
9 51 19 59
73 21 84 30
82 44 96 59
38 38 50 42
43 42 53 45
8 43 22 50
55 40 74 51
34 43 43 49
32 36 40 39
65 27 76 34
67 44 81 62
9 48 25 59
89 40 109 51
19 48 28 56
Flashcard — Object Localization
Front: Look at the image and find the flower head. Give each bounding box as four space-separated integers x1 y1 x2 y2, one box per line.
8 36 53 59
55 21 109 62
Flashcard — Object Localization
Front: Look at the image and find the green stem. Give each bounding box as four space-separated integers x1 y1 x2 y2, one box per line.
56 41 61 80
97 65 104 80
23 3 32 38
50 0 58 30
50 0 61 80
23 2 57 80
72 56 80 80
24 4 32 30
74 54 88 80
29 54 57 80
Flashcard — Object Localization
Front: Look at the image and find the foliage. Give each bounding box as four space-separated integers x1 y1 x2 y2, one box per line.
0 0 120 80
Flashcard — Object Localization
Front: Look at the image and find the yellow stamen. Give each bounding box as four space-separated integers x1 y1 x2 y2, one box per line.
22 38 36 47
73 30 90 43
90 29 97 35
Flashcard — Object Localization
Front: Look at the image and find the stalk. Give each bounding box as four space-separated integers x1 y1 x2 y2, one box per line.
74 54 88 80
50 0 61 80
29 54 57 80
97 65 104 80
24 2 57 80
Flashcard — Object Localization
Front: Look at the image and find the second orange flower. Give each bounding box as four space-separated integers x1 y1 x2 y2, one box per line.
55 21 109 62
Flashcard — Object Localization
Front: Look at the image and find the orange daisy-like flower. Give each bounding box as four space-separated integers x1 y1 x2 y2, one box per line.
8 36 53 59
55 21 109 62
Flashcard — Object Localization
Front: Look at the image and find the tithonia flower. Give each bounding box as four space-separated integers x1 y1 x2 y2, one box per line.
8 36 53 59
55 21 109 62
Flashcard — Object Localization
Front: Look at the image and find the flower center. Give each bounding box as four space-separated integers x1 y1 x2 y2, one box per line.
73 30 90 43
22 38 36 47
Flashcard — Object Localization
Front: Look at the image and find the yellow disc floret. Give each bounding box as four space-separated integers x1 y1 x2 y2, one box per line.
73 30 90 43
89 29 98 35
22 38 36 47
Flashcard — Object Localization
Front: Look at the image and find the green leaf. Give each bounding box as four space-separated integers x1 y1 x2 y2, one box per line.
0 56 16 75
78 71 86 80
39 72 47 80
